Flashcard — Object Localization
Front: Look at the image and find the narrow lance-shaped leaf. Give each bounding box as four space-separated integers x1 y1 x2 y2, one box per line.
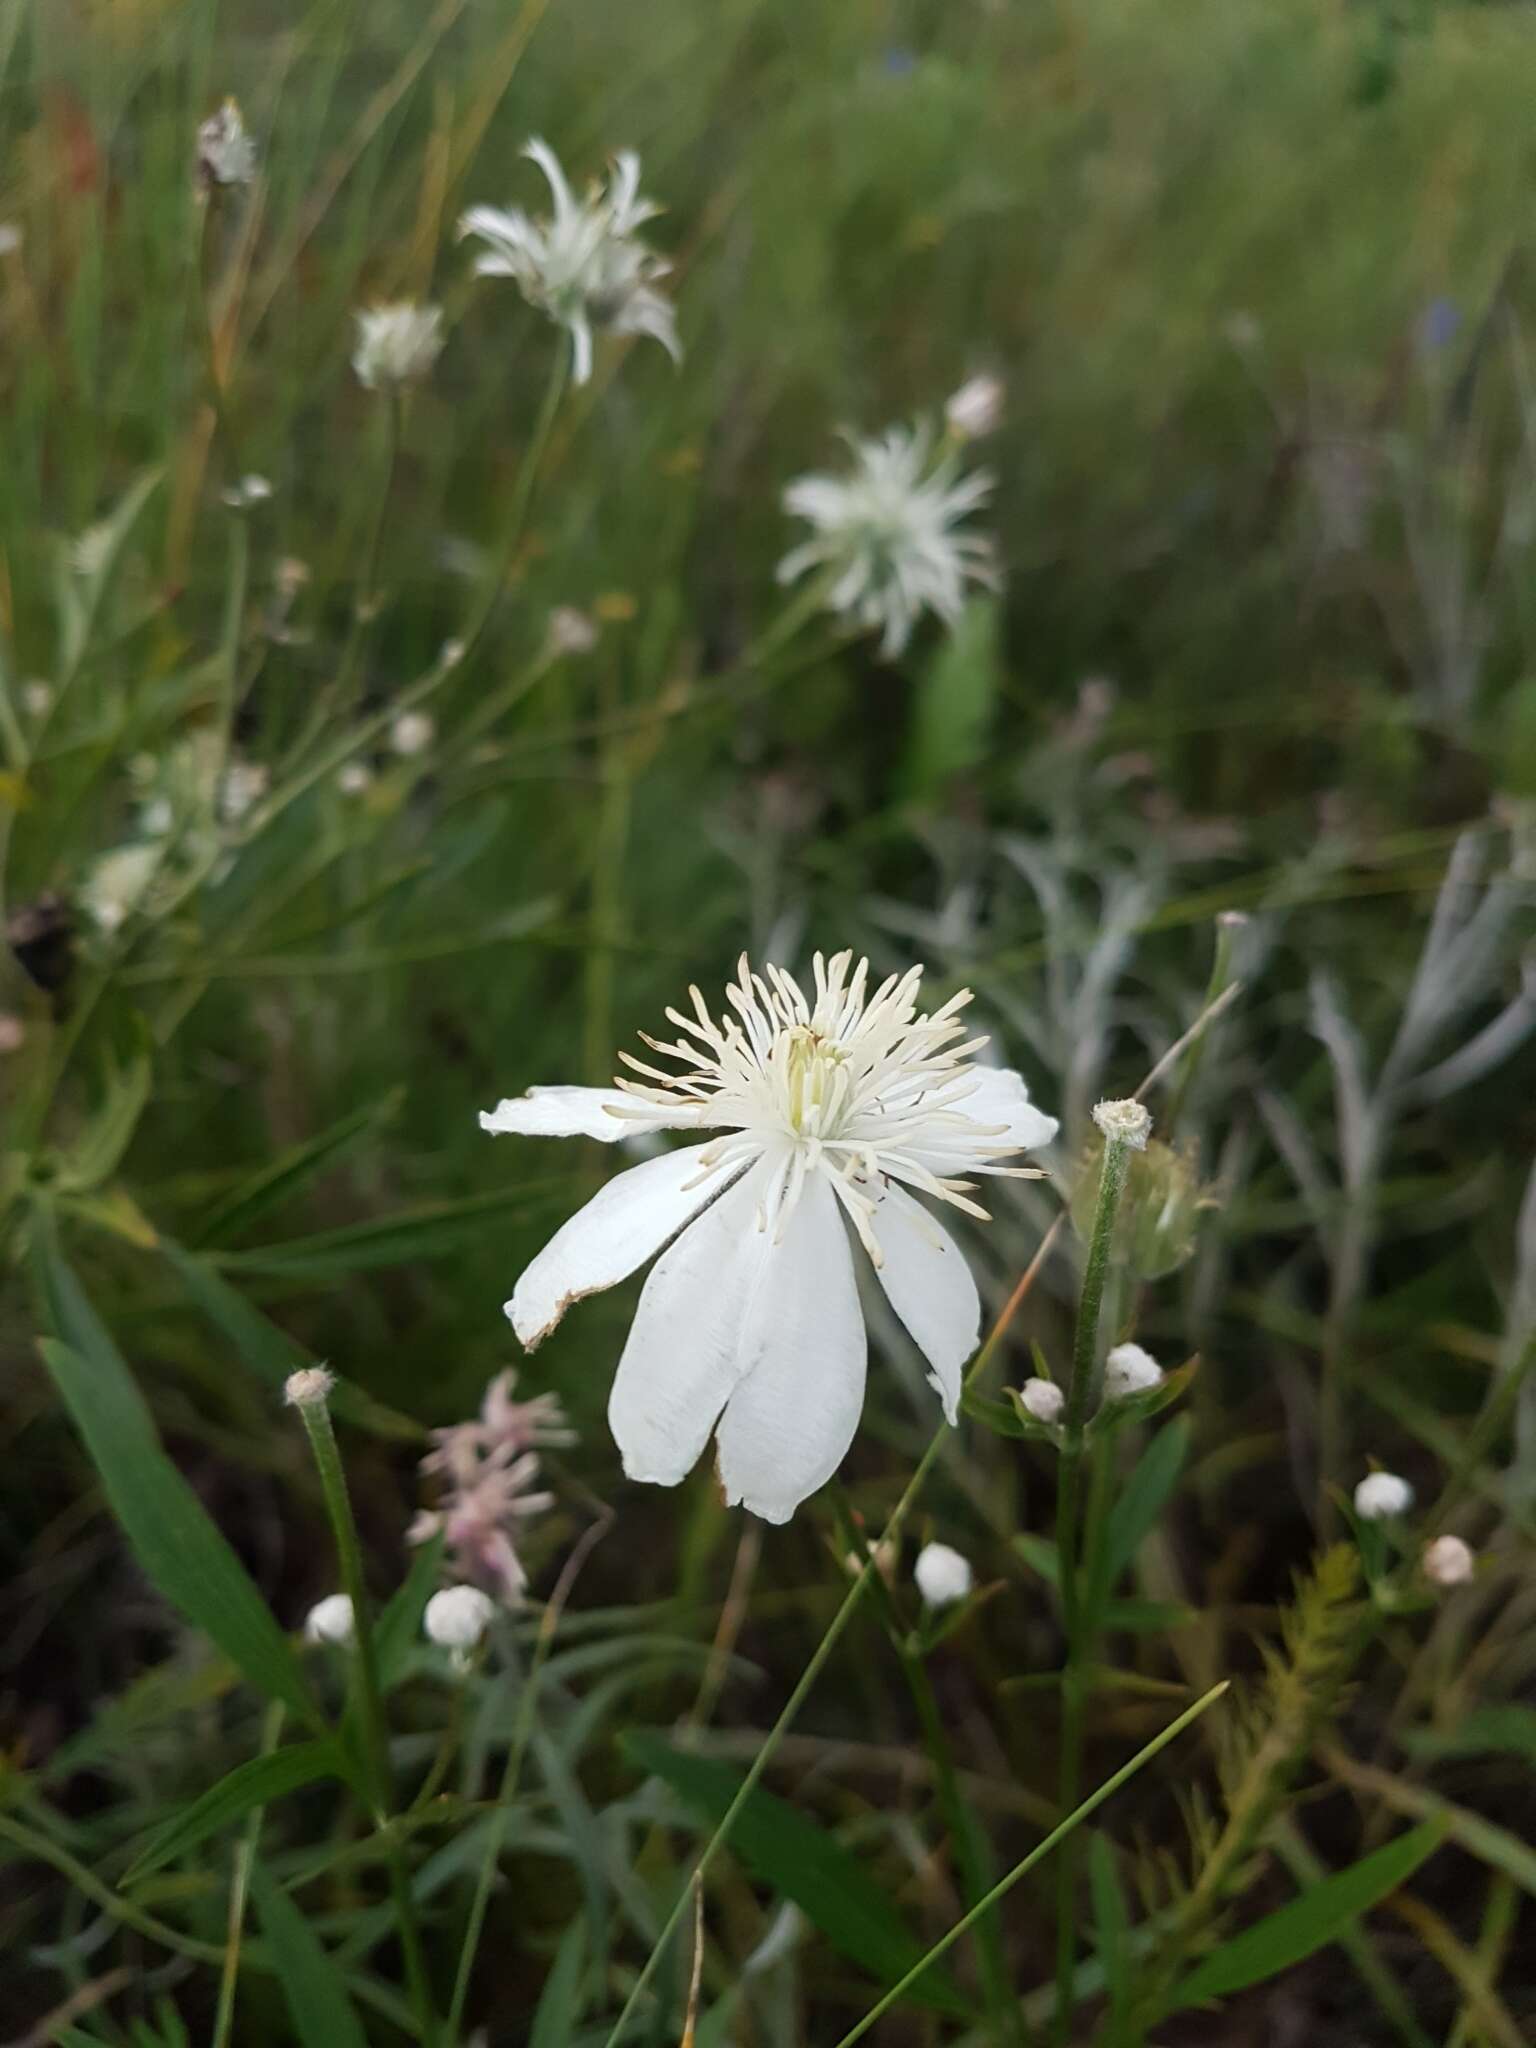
250 1860 370 2048
124 1739 346 1885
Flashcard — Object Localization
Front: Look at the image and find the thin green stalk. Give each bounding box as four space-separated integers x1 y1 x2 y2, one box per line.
213 1701 285 2048
0 1810 227 1966
1052 1123 1135 2045
295 1392 438 2046
457 348 568 661
830 1685 1230 2048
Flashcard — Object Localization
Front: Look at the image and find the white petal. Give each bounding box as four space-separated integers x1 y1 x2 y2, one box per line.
870 1184 979 1424
508 1142 741 1349
715 1175 867 1524
954 1067 1059 1156
479 1084 699 1142
607 1162 775 1487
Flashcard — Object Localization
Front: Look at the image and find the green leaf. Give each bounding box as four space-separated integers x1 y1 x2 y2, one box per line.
1166 1821 1446 2010
622 1732 972 2017
54 1012 154 1195
124 1739 344 1884
212 1182 563 1279
374 1533 445 1690
963 1388 1031 1439
530 1903 588 2047
1403 1705 1536 1770
193 1089 403 1247
1089 1833 1132 2037
900 595 1000 800
37 1323 319 1728
250 1860 369 2048
1099 1418 1190 1599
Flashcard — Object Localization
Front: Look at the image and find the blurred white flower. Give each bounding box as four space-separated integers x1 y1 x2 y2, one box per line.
439 637 466 669
197 98 257 189
1092 1098 1152 1151
1354 1470 1413 1521
81 844 161 934
352 302 444 391
0 225 21 259
1103 1342 1163 1400
1020 1376 1064 1425
22 680 52 718
71 521 115 580
424 1584 497 1668
303 1593 355 1646
944 374 1004 440
390 711 435 757
548 606 599 655
219 759 269 824
337 761 373 796
0 1014 25 1055
914 1541 973 1608
777 423 996 658
459 140 680 386
222 474 272 510
481 950 1056 1523
284 1366 335 1409
1422 1534 1474 1586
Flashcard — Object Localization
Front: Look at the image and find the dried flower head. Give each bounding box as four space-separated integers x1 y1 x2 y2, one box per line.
303 1593 355 1646
914 1541 973 1608
778 423 996 659
1354 1470 1413 1522
481 950 1056 1522
459 140 680 386
197 98 257 190
352 302 445 391
1092 1098 1152 1152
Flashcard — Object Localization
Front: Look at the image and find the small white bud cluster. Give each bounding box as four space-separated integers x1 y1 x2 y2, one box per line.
283 1366 335 1409
1422 1535 1474 1587
913 1541 973 1610
1092 1098 1152 1152
303 1593 355 1646
1103 1342 1163 1400
1353 1470 1413 1522
1019 1377 1064 1426
390 711 435 758
352 303 445 393
944 374 1004 441
424 1584 497 1670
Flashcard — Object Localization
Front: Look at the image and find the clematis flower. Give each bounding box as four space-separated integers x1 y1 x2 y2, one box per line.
481 951 1056 1523
777 422 997 658
458 140 680 386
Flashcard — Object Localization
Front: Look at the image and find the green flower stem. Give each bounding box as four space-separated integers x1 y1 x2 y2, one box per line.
1052 1129 1134 2045
295 1394 437 2047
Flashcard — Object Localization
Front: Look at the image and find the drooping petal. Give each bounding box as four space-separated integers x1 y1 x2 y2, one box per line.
715 1175 867 1524
945 1066 1058 1162
607 1162 775 1488
507 1142 745 1349
869 1183 979 1424
479 1084 701 1142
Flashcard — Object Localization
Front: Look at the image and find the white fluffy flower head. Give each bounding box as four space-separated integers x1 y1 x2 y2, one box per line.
778 423 997 658
1422 1534 1473 1586
914 1541 973 1608
303 1593 355 1646
459 140 680 386
424 1585 496 1662
353 302 444 391
1020 1376 1064 1425
1092 1098 1152 1152
944 374 1004 440
1354 1470 1413 1522
481 950 1057 1522
197 99 256 189
390 711 435 758
1103 1342 1162 1400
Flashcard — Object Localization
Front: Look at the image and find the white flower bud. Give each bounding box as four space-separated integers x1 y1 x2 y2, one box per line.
1103 1343 1163 1400
1353 1470 1413 1522
352 303 445 392
548 606 599 655
1422 1535 1474 1587
0 1014 25 1055
439 637 466 669
284 1366 335 1409
22 681 52 718
303 1593 355 1646
222 474 272 510
337 762 373 796
1092 1098 1152 1151
913 1541 973 1609
424 1584 496 1657
197 99 257 190
390 711 435 758
944 373 1004 440
1020 1377 1064 1426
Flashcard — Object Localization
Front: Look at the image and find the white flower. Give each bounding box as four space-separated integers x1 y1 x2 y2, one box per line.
1422 1534 1474 1586
548 606 599 655
944 374 1004 440
914 1540 973 1608
284 1366 335 1409
219 759 269 824
777 423 996 658
390 711 435 757
352 302 444 391
22 681 52 718
0 1014 25 1055
1020 1376 1064 1425
197 99 257 189
1354 1470 1413 1522
424 1584 497 1666
222 474 273 510
1092 1098 1152 1151
1103 1342 1163 1400
439 637 466 669
481 950 1057 1523
303 1593 355 1646
459 140 680 387
0 224 21 258
81 844 161 934
337 762 373 796
71 521 115 580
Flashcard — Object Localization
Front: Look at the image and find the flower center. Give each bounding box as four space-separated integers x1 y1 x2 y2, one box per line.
782 1025 849 1138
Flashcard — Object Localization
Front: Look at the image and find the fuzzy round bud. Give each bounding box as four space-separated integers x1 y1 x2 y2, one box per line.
337 762 373 797
284 1366 335 1409
424 1584 496 1654
1353 1470 1413 1522
1092 1098 1152 1152
1103 1342 1163 1401
0 1013 25 1055
1422 1535 1473 1587
1020 1377 1065 1426
548 606 599 655
352 302 444 392
389 711 435 758
944 373 1004 440
303 1593 355 1646
913 1541 973 1610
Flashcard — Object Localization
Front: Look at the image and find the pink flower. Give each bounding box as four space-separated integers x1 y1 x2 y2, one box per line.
409 1370 568 1603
